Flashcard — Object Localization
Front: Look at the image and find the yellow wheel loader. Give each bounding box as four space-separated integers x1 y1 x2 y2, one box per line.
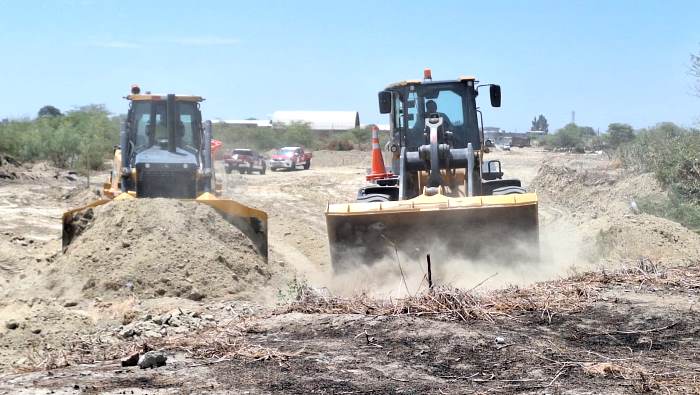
62 86 268 259
326 70 538 269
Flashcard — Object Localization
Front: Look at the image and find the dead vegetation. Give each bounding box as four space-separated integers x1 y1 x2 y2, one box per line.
284 257 694 324
272 258 700 392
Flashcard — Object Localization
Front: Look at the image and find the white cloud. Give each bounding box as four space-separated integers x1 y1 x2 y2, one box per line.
87 36 240 49
168 36 241 46
90 40 142 49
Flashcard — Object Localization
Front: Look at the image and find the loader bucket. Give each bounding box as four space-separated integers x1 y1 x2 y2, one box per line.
62 193 268 262
195 193 268 261
62 197 113 251
326 193 539 271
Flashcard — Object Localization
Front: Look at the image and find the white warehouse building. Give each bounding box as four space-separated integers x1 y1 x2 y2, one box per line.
272 111 360 131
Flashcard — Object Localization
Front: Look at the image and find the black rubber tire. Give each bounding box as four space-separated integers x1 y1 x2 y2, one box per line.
492 185 527 195
356 193 391 203
290 161 297 171
225 166 232 174
303 160 311 170
238 169 245 174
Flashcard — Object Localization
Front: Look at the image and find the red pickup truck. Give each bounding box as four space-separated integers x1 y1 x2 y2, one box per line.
224 148 267 174
269 147 312 171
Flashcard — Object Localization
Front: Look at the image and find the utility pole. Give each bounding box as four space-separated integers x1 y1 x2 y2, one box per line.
571 110 576 124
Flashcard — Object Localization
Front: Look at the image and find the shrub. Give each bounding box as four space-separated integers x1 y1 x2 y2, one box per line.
618 122 700 202
617 122 700 231
604 123 635 149
0 105 119 169
542 123 600 151
636 194 700 232
212 123 375 152
326 139 354 151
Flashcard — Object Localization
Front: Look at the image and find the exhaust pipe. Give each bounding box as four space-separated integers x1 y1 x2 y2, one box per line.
202 120 213 193
166 94 177 154
119 121 129 193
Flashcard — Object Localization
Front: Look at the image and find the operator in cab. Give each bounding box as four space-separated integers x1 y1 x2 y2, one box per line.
425 99 453 131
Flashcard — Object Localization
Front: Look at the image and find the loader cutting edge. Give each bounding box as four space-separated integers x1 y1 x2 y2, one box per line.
62 194 268 261
326 193 539 269
327 192 538 214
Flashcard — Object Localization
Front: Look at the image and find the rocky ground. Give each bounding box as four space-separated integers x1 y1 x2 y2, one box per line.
0 148 699 393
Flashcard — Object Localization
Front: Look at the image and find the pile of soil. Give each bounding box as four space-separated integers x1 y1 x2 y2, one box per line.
55 198 271 301
0 155 81 183
0 155 24 180
530 163 663 214
60 186 101 207
531 163 700 265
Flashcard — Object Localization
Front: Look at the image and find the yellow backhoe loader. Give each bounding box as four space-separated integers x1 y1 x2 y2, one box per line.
62 86 268 259
326 70 538 269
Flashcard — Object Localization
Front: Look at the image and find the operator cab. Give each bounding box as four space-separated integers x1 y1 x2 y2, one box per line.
121 87 208 198
371 70 517 200
378 75 500 153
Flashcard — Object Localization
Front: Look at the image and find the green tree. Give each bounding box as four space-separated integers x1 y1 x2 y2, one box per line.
605 123 635 148
281 122 314 148
530 114 549 133
543 123 601 152
38 105 62 118
692 48 700 97
0 104 118 169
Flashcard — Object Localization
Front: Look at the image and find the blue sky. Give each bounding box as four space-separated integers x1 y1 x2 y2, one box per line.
1 0 699 132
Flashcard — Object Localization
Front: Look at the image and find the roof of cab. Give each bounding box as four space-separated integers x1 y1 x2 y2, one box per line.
385 76 477 89
126 94 204 102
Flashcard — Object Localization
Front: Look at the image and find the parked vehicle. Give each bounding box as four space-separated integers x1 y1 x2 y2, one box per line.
270 147 312 171
224 149 267 174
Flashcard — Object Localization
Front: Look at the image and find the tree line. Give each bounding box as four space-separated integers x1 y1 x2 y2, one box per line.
0 106 374 171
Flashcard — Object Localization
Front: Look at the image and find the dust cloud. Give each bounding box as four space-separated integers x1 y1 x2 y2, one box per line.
294 218 589 298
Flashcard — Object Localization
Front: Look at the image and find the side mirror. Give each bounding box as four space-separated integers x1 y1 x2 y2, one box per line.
378 91 392 114
490 85 501 107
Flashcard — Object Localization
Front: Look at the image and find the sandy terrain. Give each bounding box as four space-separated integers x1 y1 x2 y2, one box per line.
1 148 699 393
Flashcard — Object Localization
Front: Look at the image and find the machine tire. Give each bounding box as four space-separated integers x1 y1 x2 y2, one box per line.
492 185 527 195
303 160 311 170
225 166 232 174
238 169 245 174
356 193 391 203
290 161 297 171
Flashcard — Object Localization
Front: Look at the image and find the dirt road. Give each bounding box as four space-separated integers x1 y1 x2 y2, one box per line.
1 148 700 393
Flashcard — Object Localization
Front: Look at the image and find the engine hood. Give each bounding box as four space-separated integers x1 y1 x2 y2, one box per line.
134 146 198 166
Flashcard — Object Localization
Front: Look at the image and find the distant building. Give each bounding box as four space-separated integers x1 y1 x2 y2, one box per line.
483 127 531 147
211 119 272 128
272 111 360 131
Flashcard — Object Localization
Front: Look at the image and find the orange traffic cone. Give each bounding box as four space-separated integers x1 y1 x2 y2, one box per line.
366 125 393 181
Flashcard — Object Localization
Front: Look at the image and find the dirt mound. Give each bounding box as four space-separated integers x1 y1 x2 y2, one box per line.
60 186 101 207
0 154 25 180
531 163 700 265
55 198 271 301
0 155 83 183
530 163 663 214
